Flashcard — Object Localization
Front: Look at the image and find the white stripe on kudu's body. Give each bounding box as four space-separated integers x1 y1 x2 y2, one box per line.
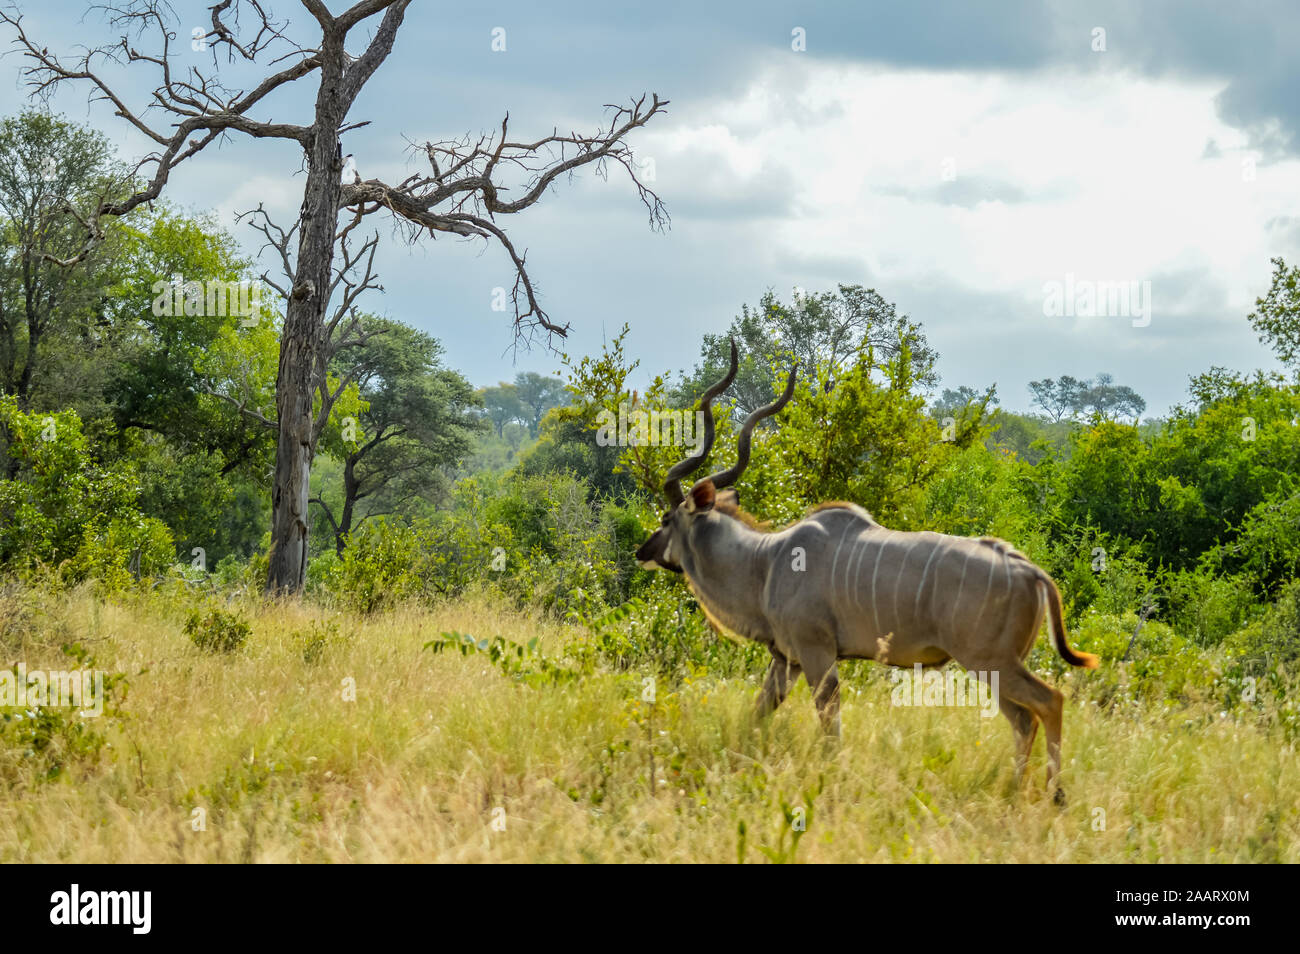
828 523 854 597
637 344 1099 802
913 541 941 616
867 530 891 636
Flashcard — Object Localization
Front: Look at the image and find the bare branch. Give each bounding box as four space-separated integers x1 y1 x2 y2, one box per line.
0 2 318 264
308 492 340 541
201 382 278 431
335 93 669 339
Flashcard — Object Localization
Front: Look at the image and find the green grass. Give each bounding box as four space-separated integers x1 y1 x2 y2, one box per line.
0 582 1295 862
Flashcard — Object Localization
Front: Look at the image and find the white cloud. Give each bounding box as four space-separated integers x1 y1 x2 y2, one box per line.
622 60 1299 410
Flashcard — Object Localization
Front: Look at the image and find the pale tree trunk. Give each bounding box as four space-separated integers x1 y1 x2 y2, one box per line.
267 54 348 593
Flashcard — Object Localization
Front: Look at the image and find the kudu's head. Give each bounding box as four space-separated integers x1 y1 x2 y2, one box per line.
635 341 797 574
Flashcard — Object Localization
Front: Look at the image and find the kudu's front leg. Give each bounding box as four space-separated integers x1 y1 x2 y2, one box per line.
755 651 800 720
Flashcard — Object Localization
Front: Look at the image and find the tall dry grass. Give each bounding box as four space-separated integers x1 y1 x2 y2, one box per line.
0 582 1294 862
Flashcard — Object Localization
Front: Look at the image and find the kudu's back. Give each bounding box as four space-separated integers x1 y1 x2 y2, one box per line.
759 504 1053 668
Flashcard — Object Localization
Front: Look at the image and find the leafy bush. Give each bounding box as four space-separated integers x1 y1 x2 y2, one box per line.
0 643 127 784
296 619 344 664
213 535 270 592
1159 567 1258 647
425 631 578 686
1036 609 1217 708
921 443 1038 544
0 397 173 582
74 513 176 591
1226 580 1300 667
739 345 962 530
184 604 251 653
1227 491 1300 598
1041 526 1152 620
320 472 644 620
574 579 768 682
327 518 425 614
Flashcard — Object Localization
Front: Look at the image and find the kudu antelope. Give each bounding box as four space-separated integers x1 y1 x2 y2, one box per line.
635 343 1098 801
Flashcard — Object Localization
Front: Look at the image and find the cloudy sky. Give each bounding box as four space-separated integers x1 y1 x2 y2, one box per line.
4 1 1299 415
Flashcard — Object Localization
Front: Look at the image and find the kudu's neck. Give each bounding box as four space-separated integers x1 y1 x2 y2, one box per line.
680 514 777 642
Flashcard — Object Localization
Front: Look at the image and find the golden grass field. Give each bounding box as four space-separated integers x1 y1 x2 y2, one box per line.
1 582 1296 863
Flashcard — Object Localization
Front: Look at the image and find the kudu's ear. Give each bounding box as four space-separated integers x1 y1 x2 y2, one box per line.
685 479 716 513
717 488 739 510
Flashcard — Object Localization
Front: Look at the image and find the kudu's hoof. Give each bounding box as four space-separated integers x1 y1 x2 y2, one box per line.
1052 788 1067 807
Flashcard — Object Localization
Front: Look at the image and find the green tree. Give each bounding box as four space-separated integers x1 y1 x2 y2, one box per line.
314 317 484 553
929 384 1000 436
98 207 279 561
514 371 566 436
1054 422 1160 551
521 324 649 501
1153 368 1300 585
1078 372 1146 422
1248 257 1300 373
0 395 172 580
106 207 274 473
1027 375 1085 422
481 382 524 437
740 337 977 529
675 284 937 420
0 111 129 427
1029 373 1144 423
984 410 1070 464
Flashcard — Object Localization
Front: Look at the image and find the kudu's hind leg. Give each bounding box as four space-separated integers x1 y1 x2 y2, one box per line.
756 652 800 719
800 649 841 737
1000 664 1066 803
998 697 1039 787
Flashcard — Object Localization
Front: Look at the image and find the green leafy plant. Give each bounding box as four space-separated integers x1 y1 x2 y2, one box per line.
755 775 824 864
184 604 251 653
296 619 344 664
0 642 127 783
424 631 579 686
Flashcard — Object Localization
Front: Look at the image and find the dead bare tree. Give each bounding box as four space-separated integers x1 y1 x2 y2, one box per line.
1 0 667 592
237 203 389 438
201 206 383 445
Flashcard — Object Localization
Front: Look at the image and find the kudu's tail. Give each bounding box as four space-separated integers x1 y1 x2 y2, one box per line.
1037 574 1100 669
